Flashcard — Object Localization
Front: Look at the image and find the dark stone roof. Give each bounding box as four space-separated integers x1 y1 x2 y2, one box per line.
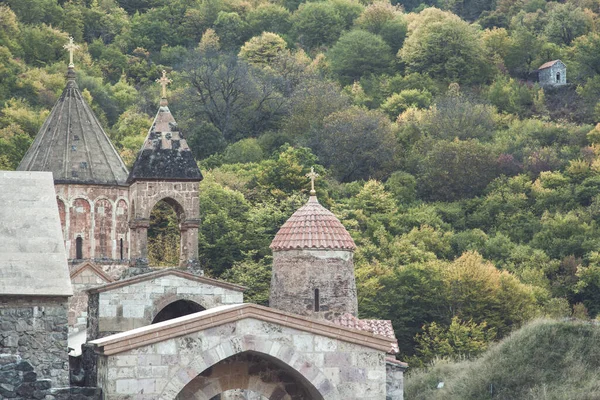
127 101 202 183
17 68 129 186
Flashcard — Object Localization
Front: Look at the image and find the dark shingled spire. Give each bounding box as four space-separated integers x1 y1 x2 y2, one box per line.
126 94 202 183
18 67 129 186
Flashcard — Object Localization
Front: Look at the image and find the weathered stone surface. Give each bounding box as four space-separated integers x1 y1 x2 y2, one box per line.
129 180 200 267
270 249 358 321
56 184 130 263
385 360 406 400
0 354 101 400
0 172 72 297
87 270 244 339
90 305 391 400
537 59 567 87
17 68 129 186
0 298 70 387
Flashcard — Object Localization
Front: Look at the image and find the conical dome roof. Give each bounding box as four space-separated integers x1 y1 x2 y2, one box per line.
18 68 129 186
270 195 356 251
126 102 202 183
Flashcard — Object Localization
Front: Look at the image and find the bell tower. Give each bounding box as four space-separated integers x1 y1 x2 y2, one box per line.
127 71 203 268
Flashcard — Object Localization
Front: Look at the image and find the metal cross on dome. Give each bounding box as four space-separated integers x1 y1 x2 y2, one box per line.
306 167 319 195
63 37 80 68
156 70 172 98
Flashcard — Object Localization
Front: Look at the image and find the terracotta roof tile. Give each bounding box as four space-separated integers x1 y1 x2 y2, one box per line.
538 60 562 70
270 196 356 251
332 313 399 354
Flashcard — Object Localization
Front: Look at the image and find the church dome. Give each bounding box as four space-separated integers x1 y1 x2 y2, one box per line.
270 195 356 251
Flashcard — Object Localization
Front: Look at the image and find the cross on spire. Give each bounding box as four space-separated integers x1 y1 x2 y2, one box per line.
63 37 80 68
306 167 319 195
156 70 172 99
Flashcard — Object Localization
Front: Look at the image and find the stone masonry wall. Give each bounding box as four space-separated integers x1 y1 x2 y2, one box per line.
0 297 70 387
270 249 358 321
0 354 102 399
88 274 243 339
69 265 112 333
129 180 199 266
96 318 388 400
539 62 566 87
385 361 405 400
55 184 130 262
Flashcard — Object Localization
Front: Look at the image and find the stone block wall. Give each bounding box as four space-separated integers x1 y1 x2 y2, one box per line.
87 273 244 339
68 264 113 333
0 354 102 399
55 184 130 262
0 297 70 387
270 249 358 321
129 180 200 266
385 360 405 400
95 318 388 399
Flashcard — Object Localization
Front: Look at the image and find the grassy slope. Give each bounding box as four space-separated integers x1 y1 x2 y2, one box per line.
406 319 600 400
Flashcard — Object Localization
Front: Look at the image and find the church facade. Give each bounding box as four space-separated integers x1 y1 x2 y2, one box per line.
2 41 406 399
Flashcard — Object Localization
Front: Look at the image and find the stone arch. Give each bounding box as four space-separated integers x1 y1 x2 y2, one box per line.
161 336 340 400
56 196 67 238
147 197 185 266
177 351 323 400
146 195 187 221
69 197 91 259
115 198 129 260
152 299 205 324
94 197 114 259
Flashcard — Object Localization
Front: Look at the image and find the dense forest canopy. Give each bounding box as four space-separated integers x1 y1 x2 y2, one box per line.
3 0 600 366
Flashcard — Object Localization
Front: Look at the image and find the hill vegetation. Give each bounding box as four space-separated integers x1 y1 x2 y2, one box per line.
3 0 600 366
406 319 600 399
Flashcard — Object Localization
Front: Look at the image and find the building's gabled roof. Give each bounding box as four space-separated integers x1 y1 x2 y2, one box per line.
126 101 202 183
0 171 72 297
332 313 399 354
270 195 356 251
538 60 564 70
87 268 246 294
70 261 114 283
17 68 129 186
89 303 393 355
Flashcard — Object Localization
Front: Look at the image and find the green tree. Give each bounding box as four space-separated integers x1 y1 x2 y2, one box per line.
417 139 498 201
328 30 393 84
292 2 344 48
381 89 432 119
246 4 292 36
544 3 591 46
239 32 288 65
399 8 490 84
413 317 496 366
311 107 397 182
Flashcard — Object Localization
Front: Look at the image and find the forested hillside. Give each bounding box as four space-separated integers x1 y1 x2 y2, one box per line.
3 0 600 366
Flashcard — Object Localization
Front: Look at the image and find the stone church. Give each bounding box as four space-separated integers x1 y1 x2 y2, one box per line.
0 42 406 399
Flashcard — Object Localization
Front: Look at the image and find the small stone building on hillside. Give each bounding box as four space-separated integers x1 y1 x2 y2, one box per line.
537 60 567 87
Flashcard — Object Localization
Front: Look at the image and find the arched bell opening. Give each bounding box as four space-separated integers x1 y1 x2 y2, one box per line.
148 198 184 266
175 351 325 400
151 299 205 324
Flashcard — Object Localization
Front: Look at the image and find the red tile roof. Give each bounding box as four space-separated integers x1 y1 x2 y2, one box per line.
538 60 562 70
332 313 399 354
270 196 356 251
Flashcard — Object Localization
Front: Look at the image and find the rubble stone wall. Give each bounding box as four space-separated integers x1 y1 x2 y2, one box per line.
0 297 70 387
270 249 358 321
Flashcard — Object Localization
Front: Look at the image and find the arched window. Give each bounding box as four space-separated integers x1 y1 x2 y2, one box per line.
556 72 561 82
120 238 124 260
76 237 83 259
314 288 320 312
